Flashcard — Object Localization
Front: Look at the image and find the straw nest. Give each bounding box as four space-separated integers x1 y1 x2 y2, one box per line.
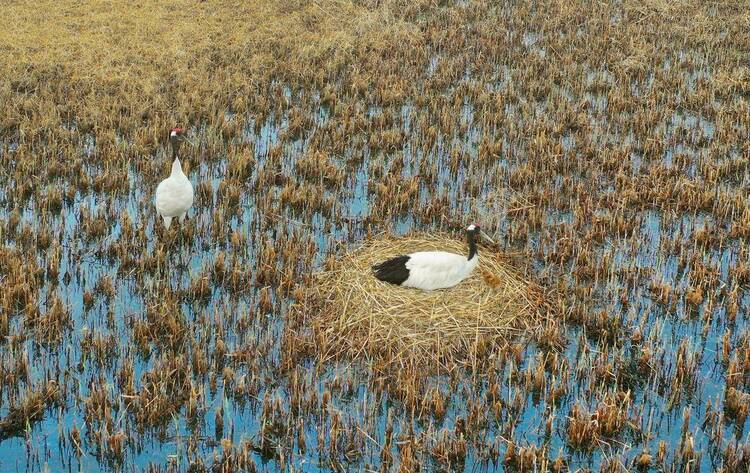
297 234 550 370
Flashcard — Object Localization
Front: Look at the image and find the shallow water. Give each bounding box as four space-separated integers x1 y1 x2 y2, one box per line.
1 21 749 473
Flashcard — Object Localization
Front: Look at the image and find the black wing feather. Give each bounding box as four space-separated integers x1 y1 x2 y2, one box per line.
372 255 411 285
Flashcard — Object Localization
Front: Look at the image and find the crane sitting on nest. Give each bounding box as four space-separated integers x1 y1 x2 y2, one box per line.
372 224 495 291
155 127 194 230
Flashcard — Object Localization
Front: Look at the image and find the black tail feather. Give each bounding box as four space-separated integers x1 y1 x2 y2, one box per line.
371 255 410 285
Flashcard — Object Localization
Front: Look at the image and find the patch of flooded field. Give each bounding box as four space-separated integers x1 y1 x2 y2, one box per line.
0 1 749 471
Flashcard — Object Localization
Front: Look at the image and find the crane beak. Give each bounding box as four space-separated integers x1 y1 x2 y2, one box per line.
181 135 196 146
480 230 496 245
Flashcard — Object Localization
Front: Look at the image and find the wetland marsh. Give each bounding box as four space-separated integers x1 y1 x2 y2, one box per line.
0 0 749 471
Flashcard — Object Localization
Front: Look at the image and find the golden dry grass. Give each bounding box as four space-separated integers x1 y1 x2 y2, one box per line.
0 1 380 73
0 0 418 85
299 234 550 370
0 0 422 142
0 382 59 441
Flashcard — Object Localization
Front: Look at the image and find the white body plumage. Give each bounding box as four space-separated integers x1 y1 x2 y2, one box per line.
372 224 484 291
155 157 194 229
401 251 479 290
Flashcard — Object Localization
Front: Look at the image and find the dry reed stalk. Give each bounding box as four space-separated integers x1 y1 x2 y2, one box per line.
0 382 59 440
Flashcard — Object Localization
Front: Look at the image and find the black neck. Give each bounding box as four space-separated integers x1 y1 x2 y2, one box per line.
467 231 477 260
170 137 180 161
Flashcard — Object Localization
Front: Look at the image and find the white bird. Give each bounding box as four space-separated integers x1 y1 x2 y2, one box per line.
154 127 194 230
372 224 494 291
